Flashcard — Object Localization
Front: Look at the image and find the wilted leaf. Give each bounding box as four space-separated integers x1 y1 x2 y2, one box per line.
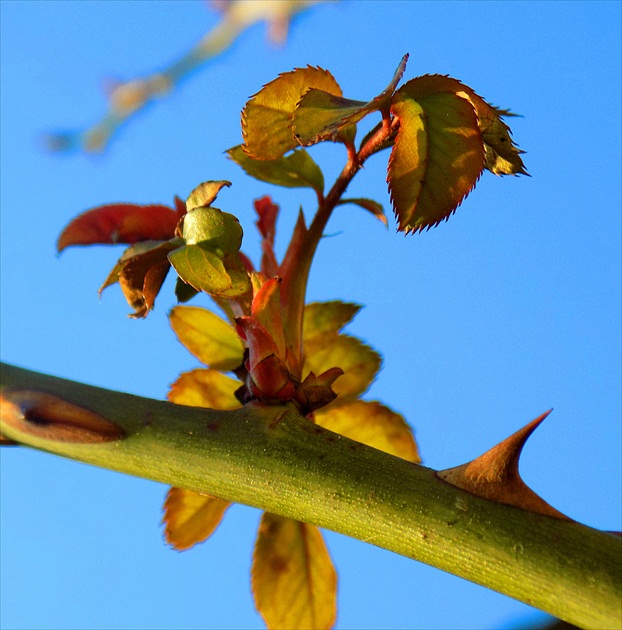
168 368 241 409
438 410 570 519
57 202 183 252
337 198 388 226
228 145 325 195
315 400 420 462
186 180 231 211
169 306 244 371
304 334 381 403
389 75 485 232
292 54 408 146
252 513 337 630
163 487 232 551
242 66 342 159
168 243 233 295
99 239 180 318
303 301 362 339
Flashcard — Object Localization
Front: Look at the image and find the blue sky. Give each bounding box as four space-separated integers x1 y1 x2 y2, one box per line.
1 1 620 629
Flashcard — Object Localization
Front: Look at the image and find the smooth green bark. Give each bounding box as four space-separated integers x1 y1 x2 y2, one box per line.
1 362 620 629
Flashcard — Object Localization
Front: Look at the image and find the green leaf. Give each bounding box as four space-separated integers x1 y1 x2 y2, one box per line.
241 66 342 160
303 301 362 340
227 145 324 194
168 243 232 294
182 206 243 255
163 487 232 551
169 306 244 371
388 75 485 232
337 198 388 226
252 513 337 630
186 180 231 211
167 368 242 409
315 400 420 463
292 54 408 146
174 278 199 303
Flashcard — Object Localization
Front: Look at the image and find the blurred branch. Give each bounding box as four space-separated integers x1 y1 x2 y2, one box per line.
44 0 328 153
2 362 620 629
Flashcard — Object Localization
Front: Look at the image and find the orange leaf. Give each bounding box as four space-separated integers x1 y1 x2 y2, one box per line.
163 487 231 551
168 369 241 409
315 400 420 463
57 202 182 252
252 513 337 630
389 75 485 232
242 66 342 160
169 306 244 371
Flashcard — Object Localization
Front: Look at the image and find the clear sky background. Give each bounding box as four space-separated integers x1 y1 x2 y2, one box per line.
1 2 620 629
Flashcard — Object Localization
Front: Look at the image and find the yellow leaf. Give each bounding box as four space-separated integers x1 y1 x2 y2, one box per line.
304 334 381 404
242 66 342 160
303 300 361 340
163 487 232 551
315 400 420 463
389 75 485 232
169 305 244 371
252 513 337 630
168 368 241 409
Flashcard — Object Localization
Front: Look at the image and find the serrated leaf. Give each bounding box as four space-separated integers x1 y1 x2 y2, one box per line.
186 180 231 212
315 400 420 463
227 145 324 194
168 243 232 294
242 66 342 160
168 368 242 409
163 487 232 551
303 301 362 340
57 202 182 252
252 513 337 630
389 75 485 232
292 54 408 146
169 306 244 370
337 198 388 226
303 334 381 403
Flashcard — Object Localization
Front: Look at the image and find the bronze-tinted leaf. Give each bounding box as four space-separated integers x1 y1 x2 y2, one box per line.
388 75 486 232
303 301 362 340
169 306 244 371
185 180 231 211
57 202 182 252
337 198 388 226
252 513 337 630
167 368 241 409
163 487 232 551
315 400 420 463
241 66 342 160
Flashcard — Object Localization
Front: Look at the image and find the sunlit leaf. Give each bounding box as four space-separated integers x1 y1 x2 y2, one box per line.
304 334 381 403
254 196 280 277
337 198 388 226
163 487 232 551
303 301 361 340
388 75 485 232
169 306 244 371
292 54 408 146
168 243 233 294
316 400 420 463
168 368 241 409
227 145 324 195
186 180 231 211
182 206 243 255
242 66 342 159
57 202 182 252
252 513 337 630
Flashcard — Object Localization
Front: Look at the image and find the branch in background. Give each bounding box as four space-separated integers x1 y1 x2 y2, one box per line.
43 0 328 153
1 362 620 629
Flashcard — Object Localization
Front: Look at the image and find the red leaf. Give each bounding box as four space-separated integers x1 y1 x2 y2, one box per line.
57 202 182 252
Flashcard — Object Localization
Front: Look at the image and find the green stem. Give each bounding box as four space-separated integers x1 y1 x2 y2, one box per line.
1 362 620 629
